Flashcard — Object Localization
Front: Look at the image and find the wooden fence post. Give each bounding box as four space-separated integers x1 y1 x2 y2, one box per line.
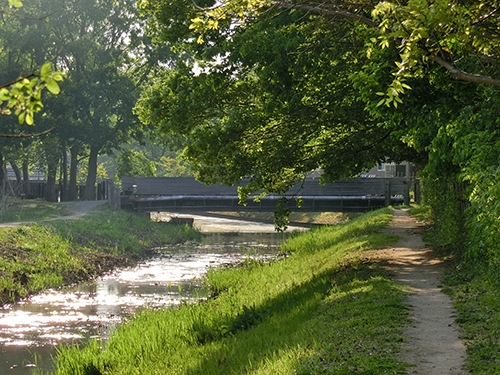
404 181 410 205
108 178 121 210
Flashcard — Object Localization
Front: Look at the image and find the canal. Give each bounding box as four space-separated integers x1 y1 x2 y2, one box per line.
0 213 305 374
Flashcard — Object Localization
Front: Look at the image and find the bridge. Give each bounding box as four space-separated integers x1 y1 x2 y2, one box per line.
121 176 413 213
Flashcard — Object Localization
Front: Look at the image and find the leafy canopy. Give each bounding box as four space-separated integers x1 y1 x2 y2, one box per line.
0 0 66 125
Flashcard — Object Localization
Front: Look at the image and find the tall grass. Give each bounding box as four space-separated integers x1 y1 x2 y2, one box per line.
47 208 410 375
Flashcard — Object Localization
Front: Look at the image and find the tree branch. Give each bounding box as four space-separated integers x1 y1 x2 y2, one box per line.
0 72 37 89
427 53 500 86
273 1 378 28
0 128 53 138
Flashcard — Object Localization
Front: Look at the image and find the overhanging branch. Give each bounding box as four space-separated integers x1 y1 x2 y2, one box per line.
427 54 500 86
0 128 53 138
274 1 378 28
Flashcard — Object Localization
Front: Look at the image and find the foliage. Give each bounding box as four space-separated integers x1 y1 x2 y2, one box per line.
156 155 193 177
0 62 64 125
182 0 500 93
115 149 156 179
135 9 416 200
48 208 410 375
0 0 66 126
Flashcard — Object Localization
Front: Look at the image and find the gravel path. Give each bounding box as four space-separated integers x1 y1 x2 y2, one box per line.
374 209 468 374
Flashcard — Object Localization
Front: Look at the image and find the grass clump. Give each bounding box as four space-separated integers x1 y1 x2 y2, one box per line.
47 208 410 375
0 224 111 304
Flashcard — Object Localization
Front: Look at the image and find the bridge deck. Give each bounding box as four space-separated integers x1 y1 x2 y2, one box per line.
122 177 411 213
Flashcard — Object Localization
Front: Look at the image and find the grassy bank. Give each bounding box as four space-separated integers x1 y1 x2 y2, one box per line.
0 203 201 305
0 199 74 223
409 205 500 374
47 208 410 375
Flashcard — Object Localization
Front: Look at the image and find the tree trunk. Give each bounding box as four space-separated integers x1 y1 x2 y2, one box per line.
84 145 100 201
22 158 30 197
68 145 79 201
45 164 58 202
0 151 4 200
60 140 68 201
9 161 22 184
8 161 22 196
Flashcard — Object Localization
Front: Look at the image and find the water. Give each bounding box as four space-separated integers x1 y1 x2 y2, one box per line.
0 214 304 374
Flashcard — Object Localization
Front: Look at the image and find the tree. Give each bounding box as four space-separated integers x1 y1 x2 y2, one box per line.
0 0 65 126
115 149 156 179
149 0 500 104
136 4 418 201
139 0 500 250
28 0 147 200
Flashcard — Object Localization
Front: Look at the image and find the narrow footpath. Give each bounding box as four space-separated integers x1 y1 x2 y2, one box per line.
374 209 468 374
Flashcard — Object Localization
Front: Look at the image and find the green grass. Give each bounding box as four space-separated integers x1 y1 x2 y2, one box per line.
0 199 73 223
46 208 410 375
445 270 500 374
441 253 500 374
44 205 202 257
0 205 202 305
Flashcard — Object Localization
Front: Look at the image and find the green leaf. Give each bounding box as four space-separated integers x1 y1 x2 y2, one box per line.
28 78 38 90
0 88 10 101
18 112 25 125
25 111 34 125
41 63 51 80
52 72 65 81
45 80 60 95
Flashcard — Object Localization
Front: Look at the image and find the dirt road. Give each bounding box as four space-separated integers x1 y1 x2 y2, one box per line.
374 209 468 374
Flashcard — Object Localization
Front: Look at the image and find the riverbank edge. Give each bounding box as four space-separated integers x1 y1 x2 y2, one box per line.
0 203 202 306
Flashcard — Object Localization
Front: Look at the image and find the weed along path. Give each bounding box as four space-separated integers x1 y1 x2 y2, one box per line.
374 209 468 374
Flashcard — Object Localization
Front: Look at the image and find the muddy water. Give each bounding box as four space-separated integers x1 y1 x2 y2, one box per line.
0 214 304 374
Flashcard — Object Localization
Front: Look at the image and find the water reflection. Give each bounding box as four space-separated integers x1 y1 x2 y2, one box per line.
0 213 303 374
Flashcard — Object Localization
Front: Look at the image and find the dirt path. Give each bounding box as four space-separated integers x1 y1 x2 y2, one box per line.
373 209 468 374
